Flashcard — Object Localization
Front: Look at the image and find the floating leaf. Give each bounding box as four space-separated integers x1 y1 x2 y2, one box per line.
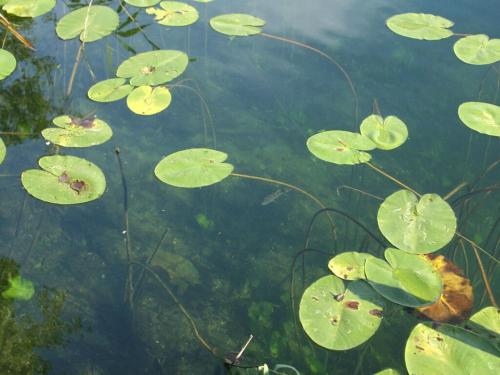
453 34 500 65
307 130 375 165
458 102 500 137
405 323 500 375
377 190 457 254
88 78 134 102
374 370 400 375
152 251 200 290
1 275 34 300
360 115 408 150
146 1 199 27
56 5 119 42
126 85 171 115
0 48 16 80
365 248 443 307
416 254 473 323
2 0 55 18
155 148 233 188
210 13 265 36
386 13 454 40
328 251 375 280
21 155 106 205
299 275 384 350
470 306 500 334
0 137 5 165
42 115 113 147
124 0 160 7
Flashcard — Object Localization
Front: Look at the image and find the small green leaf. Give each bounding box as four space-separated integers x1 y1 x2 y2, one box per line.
377 190 457 254
374 370 400 375
124 0 160 7
210 13 265 36
155 148 234 188
1 275 34 300
386 13 454 40
88 78 134 103
458 102 500 137
360 114 408 150
2 0 55 18
328 251 375 280
0 137 5 165
146 1 199 27
126 85 171 115
0 48 16 80
42 115 113 147
453 34 500 65
307 130 375 165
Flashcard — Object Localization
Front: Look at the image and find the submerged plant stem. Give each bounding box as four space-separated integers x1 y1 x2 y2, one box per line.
443 182 467 201
365 162 420 196
0 13 34 50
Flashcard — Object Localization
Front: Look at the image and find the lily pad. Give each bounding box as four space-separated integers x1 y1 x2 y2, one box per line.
405 323 500 375
377 190 457 254
21 155 106 205
124 0 160 7
42 115 113 147
126 85 171 115
0 48 16 80
453 34 500 65
210 13 265 36
365 248 443 307
155 148 234 188
2 0 55 18
360 115 408 150
88 78 134 103
152 251 200 290
374 370 400 375
299 275 384 350
0 137 5 165
386 13 454 40
116 50 188 86
470 306 500 334
146 1 199 27
458 102 500 137
56 5 119 42
1 275 34 300
328 252 375 280
306 130 375 165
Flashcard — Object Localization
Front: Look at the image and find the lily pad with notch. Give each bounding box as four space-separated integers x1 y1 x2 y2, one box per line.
299 275 385 350
21 155 106 204
146 1 199 27
328 251 376 280
42 115 113 147
307 130 376 165
210 13 265 36
458 101 500 137
365 248 443 307
1 275 34 300
0 48 16 80
386 13 454 40
126 85 172 115
377 190 457 254
88 78 134 103
453 34 500 65
56 5 119 42
116 50 188 86
2 0 55 18
155 148 234 188
360 114 408 150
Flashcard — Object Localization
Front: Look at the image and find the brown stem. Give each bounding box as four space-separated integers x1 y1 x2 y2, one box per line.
336 184 383 201
365 162 421 196
443 182 468 201
0 13 34 50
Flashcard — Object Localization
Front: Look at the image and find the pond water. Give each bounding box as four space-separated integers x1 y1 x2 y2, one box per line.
0 0 499 374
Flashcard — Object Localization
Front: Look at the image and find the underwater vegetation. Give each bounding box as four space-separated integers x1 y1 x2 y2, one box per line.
0 0 498 374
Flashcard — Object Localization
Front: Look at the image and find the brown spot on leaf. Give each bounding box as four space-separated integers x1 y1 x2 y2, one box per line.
344 301 359 310
58 171 70 183
70 180 86 194
369 309 383 318
332 293 344 302
71 115 96 128
346 266 353 271
416 345 425 351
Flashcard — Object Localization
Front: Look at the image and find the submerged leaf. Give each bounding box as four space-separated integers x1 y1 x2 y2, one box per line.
1 275 34 300
360 114 408 150
88 78 134 103
453 34 500 65
155 148 233 188
458 102 500 137
386 13 454 40
151 251 200 290
126 85 171 115
42 115 113 147
377 190 457 254
2 0 55 18
210 13 265 36
0 48 16 80
146 1 199 27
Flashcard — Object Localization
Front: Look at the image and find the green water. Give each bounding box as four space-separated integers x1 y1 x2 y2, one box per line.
0 0 499 373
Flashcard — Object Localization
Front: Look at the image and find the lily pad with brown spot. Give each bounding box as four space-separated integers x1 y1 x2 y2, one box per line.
146 1 199 27
42 115 112 147
328 251 375 280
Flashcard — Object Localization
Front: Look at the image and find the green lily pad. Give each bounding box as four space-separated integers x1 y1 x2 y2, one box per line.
458 102 500 137
1 275 34 300
155 148 234 188
299 275 385 350
468 306 500 351
2 0 55 18
374 370 400 375
126 86 171 115
21 155 106 205
146 1 199 27
306 130 375 165
386 13 454 40
328 252 375 280
0 48 16 80
405 323 500 375
124 0 160 7
0 137 5 165
377 190 457 254
42 115 112 147
56 5 119 42
210 14 265 36
88 78 134 103
365 248 442 307
360 115 408 150
116 50 188 86
453 34 500 65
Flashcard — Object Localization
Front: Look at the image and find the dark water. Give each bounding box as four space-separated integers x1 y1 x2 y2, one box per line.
0 0 499 374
